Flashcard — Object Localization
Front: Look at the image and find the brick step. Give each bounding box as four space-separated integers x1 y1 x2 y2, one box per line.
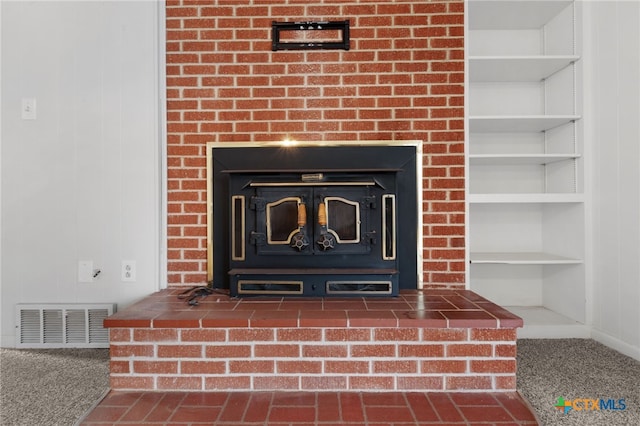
104 289 522 392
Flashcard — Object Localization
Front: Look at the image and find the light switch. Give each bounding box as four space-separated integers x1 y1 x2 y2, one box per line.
21 98 37 120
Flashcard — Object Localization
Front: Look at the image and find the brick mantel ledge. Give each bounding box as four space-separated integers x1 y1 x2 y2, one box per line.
105 289 522 392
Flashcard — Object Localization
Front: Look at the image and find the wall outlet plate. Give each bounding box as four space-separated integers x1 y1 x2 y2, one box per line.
121 260 136 282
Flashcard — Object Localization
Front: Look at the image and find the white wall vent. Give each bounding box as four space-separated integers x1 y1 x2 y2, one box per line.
16 303 116 348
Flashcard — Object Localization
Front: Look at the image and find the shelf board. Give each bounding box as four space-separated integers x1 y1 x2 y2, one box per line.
469 153 580 166
470 252 582 265
504 306 590 338
469 55 579 82
470 115 580 133
469 1 573 30
469 193 583 203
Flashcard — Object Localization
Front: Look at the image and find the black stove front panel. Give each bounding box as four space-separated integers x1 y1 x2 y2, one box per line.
228 172 399 296
210 144 419 297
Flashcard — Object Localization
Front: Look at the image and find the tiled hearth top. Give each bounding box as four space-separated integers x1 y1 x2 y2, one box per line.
105 289 522 329
80 390 539 425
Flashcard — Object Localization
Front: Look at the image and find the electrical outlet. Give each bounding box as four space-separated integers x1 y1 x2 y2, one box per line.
121 260 136 282
78 260 94 283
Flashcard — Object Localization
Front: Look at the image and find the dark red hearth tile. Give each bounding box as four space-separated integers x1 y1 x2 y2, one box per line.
104 289 523 330
347 309 398 327
317 392 342 422
450 392 500 406
495 392 540 422
242 392 272 422
323 298 368 311
365 406 416 423
217 392 251 422
268 406 317 422
233 300 282 310
428 393 465 422
299 309 348 327
201 310 252 327
459 405 517 422
339 392 366 422
169 406 222 422
81 405 129 423
152 310 206 328
80 391 538 425
405 392 440 422
250 309 300 327
279 299 325 310
364 299 413 310
145 392 188 422
396 309 448 327
441 309 498 328
119 392 166 421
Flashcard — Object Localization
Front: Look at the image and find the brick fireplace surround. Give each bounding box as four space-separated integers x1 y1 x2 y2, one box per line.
166 0 466 288
94 2 536 423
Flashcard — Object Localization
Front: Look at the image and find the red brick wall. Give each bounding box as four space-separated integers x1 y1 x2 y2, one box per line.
109 326 517 391
166 0 465 287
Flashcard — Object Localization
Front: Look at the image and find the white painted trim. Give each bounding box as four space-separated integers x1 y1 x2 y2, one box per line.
592 329 640 362
158 0 168 290
463 0 471 290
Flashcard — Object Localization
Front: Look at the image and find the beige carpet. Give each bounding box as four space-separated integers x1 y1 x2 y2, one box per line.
0 348 109 426
517 339 640 425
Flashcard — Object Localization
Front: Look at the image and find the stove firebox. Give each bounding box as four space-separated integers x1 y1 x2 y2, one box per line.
208 143 419 297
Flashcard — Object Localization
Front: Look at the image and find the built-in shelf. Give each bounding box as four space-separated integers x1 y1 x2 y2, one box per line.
469 115 581 133
469 154 581 166
469 193 584 203
470 252 582 265
506 306 590 338
468 1 573 30
468 0 585 337
469 56 579 82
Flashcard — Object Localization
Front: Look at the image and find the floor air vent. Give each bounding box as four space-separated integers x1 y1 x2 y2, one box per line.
16 303 115 348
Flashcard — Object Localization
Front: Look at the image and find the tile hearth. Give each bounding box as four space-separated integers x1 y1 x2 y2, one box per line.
80 390 539 425
104 289 522 393
89 289 538 424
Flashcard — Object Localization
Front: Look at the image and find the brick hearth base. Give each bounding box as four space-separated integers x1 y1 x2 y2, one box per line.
104 289 522 392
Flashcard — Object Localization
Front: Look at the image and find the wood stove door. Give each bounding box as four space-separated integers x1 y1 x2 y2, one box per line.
251 186 372 257
311 187 372 255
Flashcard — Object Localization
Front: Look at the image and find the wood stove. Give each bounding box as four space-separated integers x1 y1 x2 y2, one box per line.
207 142 421 297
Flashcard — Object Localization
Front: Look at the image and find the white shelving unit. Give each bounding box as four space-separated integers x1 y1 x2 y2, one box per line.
467 1 587 337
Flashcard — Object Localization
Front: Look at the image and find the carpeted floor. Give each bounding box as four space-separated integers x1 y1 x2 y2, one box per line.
0 348 110 426
0 339 638 425
517 339 640 425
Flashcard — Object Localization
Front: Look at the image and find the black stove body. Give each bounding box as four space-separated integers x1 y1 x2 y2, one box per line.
210 145 418 297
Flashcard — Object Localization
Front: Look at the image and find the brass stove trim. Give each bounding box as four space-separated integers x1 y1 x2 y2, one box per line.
325 281 393 295
231 195 246 261
206 140 424 289
382 194 396 260
237 280 304 295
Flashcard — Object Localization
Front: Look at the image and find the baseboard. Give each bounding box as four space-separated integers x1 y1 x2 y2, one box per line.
591 329 640 362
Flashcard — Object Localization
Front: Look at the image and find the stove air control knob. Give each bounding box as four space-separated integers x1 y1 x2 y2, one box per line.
317 233 335 251
290 232 309 251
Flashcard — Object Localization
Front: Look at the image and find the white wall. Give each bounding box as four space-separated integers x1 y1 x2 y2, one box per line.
586 0 640 360
0 1 162 347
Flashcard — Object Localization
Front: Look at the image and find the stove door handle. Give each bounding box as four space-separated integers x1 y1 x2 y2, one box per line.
290 203 310 251
317 202 336 250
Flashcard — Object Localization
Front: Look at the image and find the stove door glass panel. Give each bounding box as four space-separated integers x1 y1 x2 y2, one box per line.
314 187 371 255
266 197 302 244
325 197 359 243
256 188 313 256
